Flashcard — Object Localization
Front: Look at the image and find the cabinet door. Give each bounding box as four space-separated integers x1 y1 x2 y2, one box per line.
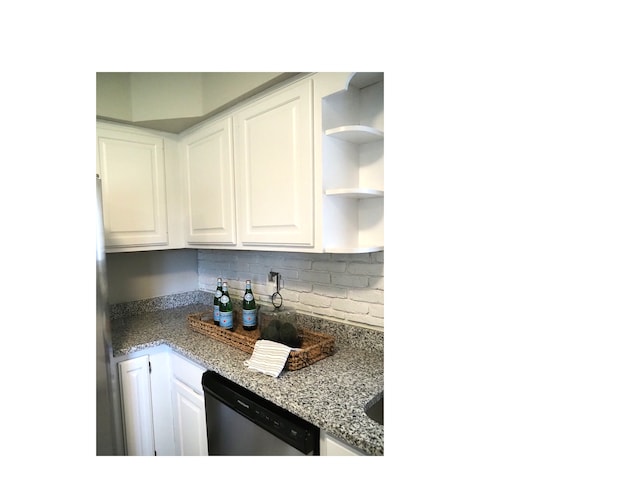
118 356 155 456
171 353 208 456
148 351 175 456
171 377 208 456
182 117 236 245
234 79 314 247
97 128 168 248
320 430 365 456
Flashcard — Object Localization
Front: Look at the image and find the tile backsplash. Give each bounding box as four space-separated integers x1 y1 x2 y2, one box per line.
198 249 384 329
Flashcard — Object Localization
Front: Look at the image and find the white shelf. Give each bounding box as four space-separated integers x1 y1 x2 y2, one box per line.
319 73 384 253
324 125 383 144
325 188 384 199
350 72 383 89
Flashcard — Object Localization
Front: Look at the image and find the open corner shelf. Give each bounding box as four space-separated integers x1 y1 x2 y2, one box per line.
324 188 384 199
324 125 383 144
319 72 384 256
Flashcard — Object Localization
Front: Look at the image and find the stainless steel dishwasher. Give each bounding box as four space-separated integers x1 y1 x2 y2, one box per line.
202 370 319 455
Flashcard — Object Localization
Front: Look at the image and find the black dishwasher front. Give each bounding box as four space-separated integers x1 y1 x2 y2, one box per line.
201 370 319 455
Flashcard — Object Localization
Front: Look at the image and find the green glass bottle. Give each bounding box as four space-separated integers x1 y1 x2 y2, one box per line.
213 277 223 326
219 282 233 330
242 280 257 331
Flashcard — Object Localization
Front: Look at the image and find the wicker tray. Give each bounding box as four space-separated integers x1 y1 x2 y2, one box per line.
187 311 335 371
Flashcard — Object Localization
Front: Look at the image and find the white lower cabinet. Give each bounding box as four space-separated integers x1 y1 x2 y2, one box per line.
170 353 208 455
118 355 156 455
117 348 207 456
118 349 366 456
149 350 176 455
320 430 365 456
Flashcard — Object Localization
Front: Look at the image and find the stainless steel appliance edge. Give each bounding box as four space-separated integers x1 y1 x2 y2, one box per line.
96 175 124 455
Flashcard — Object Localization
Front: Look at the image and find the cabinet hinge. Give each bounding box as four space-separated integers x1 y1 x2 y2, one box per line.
148 361 152 374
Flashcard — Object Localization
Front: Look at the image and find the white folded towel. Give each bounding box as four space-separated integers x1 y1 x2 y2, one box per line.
244 339 292 377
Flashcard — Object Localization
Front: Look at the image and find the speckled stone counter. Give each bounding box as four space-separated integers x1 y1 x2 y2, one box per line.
110 295 384 456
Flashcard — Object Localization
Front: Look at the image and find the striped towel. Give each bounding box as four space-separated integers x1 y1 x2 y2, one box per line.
244 340 292 377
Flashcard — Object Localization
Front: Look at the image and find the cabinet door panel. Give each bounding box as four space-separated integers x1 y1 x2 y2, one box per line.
172 378 208 456
183 118 236 244
118 356 155 456
320 431 365 456
149 351 175 456
97 129 168 247
234 80 314 247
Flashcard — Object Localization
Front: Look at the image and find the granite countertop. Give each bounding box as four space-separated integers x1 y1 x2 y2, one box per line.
110 302 384 455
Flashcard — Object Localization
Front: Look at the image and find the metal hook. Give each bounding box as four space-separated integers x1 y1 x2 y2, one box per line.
269 271 283 309
271 290 283 309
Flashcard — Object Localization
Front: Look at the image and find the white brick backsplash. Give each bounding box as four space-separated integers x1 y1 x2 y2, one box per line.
300 305 345 320
280 289 299 303
333 253 373 263
369 276 384 290
312 284 347 298
368 304 384 318
283 258 313 270
300 270 331 284
281 279 312 293
344 313 383 328
253 283 273 300
349 288 384 304
330 272 370 288
332 298 369 314
197 249 384 329
311 260 347 273
277 266 299 278
347 262 384 276
299 292 332 308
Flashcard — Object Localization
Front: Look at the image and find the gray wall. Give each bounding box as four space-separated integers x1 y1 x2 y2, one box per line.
106 249 198 304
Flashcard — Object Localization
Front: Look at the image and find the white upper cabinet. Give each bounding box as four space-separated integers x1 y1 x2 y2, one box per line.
97 122 185 252
314 72 384 253
97 126 169 249
97 73 383 253
233 78 315 248
181 117 237 246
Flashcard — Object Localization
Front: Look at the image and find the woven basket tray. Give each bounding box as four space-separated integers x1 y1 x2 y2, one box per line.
187 311 335 371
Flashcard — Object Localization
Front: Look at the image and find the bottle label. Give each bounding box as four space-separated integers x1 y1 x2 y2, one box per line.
242 309 257 327
213 305 220 323
244 292 254 302
220 310 233 329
